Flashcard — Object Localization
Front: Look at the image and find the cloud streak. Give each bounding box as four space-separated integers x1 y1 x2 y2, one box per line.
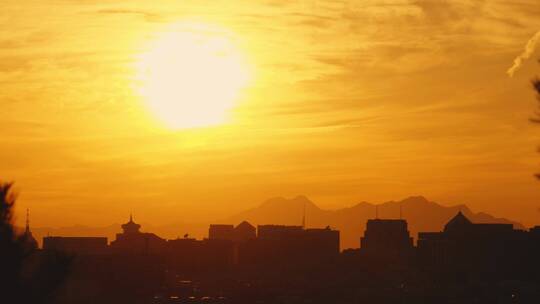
507 30 540 77
96 9 163 22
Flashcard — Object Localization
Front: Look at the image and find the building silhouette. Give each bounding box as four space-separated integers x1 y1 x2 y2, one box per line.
360 218 414 261
208 221 255 243
233 221 257 242
43 236 108 255
165 236 235 273
239 224 340 267
303 227 340 257
208 221 256 265
417 211 530 278
208 224 234 240
257 224 304 240
109 214 167 254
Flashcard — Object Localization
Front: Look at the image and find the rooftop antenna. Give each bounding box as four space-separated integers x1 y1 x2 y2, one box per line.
399 203 403 220
302 201 306 229
375 205 379 219
25 208 30 234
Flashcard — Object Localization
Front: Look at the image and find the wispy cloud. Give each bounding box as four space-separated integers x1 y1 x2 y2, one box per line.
507 30 540 77
95 8 163 22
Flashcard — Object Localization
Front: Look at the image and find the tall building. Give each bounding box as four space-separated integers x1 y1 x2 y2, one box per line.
167 236 235 272
257 225 304 240
209 222 256 242
110 215 166 254
417 211 527 276
360 219 414 260
208 221 256 266
233 221 256 242
303 227 340 257
209 224 234 240
239 225 339 267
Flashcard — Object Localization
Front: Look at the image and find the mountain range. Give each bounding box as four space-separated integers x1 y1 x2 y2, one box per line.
27 195 524 250
227 195 524 249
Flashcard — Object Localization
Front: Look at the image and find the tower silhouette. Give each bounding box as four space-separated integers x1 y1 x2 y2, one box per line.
20 207 38 250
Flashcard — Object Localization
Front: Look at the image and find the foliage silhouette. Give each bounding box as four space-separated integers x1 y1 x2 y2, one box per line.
0 182 71 303
532 74 540 123
532 62 540 179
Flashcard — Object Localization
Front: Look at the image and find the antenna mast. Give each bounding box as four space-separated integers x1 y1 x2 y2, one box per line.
26 208 30 233
302 201 306 228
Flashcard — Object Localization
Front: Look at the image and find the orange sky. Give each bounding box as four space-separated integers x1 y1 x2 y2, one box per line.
2 0 540 228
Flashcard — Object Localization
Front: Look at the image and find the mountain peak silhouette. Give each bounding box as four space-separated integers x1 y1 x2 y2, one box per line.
229 195 524 249
401 195 430 204
260 195 320 211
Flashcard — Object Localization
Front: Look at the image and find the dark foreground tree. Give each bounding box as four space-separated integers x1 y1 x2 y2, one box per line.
0 182 71 303
532 67 540 179
532 76 540 122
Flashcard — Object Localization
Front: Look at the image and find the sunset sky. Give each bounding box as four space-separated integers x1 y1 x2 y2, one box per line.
2 0 540 228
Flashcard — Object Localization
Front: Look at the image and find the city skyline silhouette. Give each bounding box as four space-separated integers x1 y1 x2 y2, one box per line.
5 184 540 303
19 194 526 251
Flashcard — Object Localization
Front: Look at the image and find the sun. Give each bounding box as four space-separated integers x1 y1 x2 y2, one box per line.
135 23 250 129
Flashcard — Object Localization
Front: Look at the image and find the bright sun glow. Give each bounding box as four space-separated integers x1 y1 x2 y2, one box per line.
135 23 250 129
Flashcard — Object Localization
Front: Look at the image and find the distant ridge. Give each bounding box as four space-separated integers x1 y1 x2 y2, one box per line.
227 195 525 249
25 195 525 250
